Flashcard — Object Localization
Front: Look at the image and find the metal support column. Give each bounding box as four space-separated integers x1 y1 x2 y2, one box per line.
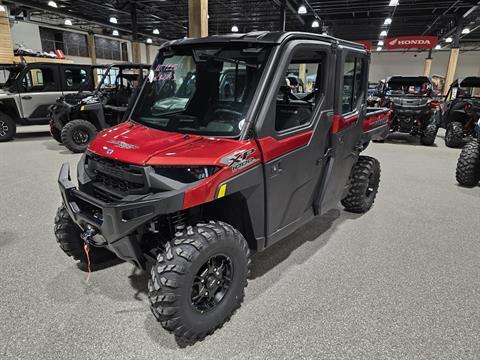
188 0 208 38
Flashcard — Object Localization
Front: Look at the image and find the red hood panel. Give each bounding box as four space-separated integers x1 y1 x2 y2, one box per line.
88 122 249 166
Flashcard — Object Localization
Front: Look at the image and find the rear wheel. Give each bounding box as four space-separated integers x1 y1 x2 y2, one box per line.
342 155 381 213
0 112 16 142
49 119 62 143
54 205 115 264
445 122 464 148
148 221 250 342
61 119 98 153
420 123 437 146
456 140 480 187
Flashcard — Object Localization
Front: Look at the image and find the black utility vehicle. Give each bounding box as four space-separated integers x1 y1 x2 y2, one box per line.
54 32 390 341
380 75 439 145
49 64 148 153
0 62 93 141
440 77 480 148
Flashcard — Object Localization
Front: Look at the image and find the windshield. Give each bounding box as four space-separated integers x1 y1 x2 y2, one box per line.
130 45 271 137
455 86 480 99
386 78 432 96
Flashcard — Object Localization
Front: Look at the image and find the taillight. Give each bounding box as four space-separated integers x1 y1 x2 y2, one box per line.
430 101 440 111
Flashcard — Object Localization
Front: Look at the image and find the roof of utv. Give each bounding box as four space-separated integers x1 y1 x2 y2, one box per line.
160 31 366 50
453 76 480 88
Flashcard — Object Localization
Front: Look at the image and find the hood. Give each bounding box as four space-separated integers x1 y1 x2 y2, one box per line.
88 121 251 166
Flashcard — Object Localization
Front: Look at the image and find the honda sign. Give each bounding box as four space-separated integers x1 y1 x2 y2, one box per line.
385 36 437 50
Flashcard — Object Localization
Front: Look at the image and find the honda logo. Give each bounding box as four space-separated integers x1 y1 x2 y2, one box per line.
385 36 437 49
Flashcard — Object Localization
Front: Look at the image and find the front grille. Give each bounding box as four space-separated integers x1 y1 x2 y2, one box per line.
86 153 148 201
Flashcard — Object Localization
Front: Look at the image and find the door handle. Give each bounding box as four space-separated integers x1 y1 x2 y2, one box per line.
271 161 283 175
22 96 32 100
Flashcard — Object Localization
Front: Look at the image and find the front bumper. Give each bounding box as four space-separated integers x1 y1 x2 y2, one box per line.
58 163 184 267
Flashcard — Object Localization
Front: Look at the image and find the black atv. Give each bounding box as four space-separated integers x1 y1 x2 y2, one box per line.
380 75 439 146
49 64 148 153
440 77 480 148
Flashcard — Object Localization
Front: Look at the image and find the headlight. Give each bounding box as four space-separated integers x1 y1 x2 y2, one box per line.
154 166 221 183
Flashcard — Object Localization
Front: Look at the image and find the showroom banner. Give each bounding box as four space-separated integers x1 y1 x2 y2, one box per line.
385 36 437 49
356 40 372 50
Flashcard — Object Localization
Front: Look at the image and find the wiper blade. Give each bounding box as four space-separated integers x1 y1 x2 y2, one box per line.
198 53 259 69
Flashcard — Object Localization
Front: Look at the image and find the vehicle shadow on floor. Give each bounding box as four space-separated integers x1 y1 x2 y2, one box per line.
383 133 439 147
42 140 74 154
10 131 51 142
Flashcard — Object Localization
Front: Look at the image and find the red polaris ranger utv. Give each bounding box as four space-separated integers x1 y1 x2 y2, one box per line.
55 32 390 341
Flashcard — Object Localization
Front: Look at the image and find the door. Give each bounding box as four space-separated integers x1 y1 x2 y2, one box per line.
256 41 334 245
17 65 62 121
319 48 369 212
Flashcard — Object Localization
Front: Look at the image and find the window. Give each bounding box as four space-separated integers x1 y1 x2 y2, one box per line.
64 68 89 91
21 68 57 92
131 45 271 137
40 27 89 57
342 55 365 114
95 37 122 61
274 48 324 131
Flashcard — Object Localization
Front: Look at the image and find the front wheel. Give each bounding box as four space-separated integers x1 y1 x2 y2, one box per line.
61 119 98 153
148 221 251 342
49 119 62 143
456 140 480 187
0 112 16 142
342 156 381 213
445 122 464 148
420 124 437 146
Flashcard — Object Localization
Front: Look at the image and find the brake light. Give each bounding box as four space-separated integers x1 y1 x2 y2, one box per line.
430 101 440 111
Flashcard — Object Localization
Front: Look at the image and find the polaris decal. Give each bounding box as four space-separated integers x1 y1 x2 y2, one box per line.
220 148 258 172
106 140 139 150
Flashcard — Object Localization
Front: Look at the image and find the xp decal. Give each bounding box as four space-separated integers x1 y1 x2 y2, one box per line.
220 148 258 172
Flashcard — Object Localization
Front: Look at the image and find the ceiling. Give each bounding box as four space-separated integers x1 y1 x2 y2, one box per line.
4 0 480 48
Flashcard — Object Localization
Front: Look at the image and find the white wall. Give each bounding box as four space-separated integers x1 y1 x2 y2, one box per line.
10 21 42 51
370 50 480 81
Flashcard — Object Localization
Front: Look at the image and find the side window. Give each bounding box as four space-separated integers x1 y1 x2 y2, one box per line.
64 68 88 91
22 68 57 92
275 48 324 132
342 55 365 114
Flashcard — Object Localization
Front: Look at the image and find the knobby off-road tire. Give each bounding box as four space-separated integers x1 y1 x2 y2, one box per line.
445 121 464 148
341 155 381 213
49 119 62 143
456 140 480 187
54 205 114 264
61 119 98 153
0 111 16 142
148 221 251 342
420 124 437 146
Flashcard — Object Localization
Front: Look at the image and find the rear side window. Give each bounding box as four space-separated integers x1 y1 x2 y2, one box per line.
275 47 325 132
64 68 89 91
21 67 58 92
342 55 365 114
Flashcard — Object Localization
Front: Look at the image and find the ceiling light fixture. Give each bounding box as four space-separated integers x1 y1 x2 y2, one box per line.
435 44 441 50
146 38 153 44
384 17 392 25
0 5 6 12
445 36 453 43
231 25 239 32
377 46 382 51
109 16 117 24
380 30 387 37
298 5 307 14
64 19 72 26
112 30 119 36
378 40 384 46
48 1 57 8
312 20 320 28
461 27 470 34
153 28 159 35
389 0 399 6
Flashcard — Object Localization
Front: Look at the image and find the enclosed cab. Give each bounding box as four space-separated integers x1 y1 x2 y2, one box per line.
0 62 94 141
441 76 480 147
380 75 438 145
54 31 389 342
